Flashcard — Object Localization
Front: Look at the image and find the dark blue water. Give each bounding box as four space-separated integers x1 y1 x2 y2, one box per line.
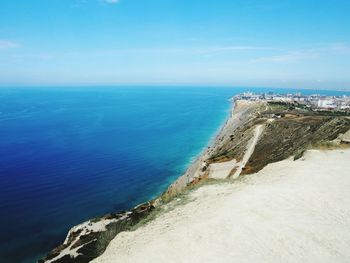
0 86 349 263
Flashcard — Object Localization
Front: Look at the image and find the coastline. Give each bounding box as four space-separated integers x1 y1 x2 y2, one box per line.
165 100 266 196
39 98 241 263
40 99 350 263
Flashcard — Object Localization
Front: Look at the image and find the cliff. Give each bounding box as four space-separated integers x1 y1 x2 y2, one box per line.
93 148 350 263
40 100 350 263
165 100 350 193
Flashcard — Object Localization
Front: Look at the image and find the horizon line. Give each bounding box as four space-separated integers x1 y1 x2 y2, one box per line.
0 84 349 92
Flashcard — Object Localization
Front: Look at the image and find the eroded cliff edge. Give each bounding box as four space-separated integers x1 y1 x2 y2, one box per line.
40 100 350 263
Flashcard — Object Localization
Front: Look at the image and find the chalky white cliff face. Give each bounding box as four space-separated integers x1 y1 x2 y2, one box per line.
93 149 350 263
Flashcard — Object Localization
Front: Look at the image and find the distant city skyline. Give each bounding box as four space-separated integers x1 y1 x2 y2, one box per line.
1 0 350 89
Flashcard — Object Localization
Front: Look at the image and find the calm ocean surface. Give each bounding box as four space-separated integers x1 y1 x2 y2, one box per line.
0 86 349 263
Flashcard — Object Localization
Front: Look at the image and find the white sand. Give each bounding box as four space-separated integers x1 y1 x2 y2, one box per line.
340 129 350 143
208 159 237 179
93 149 350 263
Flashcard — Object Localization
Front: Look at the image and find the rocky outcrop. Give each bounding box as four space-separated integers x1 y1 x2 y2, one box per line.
39 202 155 263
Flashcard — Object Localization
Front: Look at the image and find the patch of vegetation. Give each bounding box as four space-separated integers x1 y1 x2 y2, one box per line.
311 140 350 150
294 149 306 160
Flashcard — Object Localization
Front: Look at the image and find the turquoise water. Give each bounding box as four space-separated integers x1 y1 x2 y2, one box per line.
0 87 234 263
0 86 349 263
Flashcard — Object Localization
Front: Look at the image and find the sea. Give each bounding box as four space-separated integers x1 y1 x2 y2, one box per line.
0 86 349 263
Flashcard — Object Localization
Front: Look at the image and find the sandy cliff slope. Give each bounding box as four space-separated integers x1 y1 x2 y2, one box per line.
41 101 350 263
93 149 350 263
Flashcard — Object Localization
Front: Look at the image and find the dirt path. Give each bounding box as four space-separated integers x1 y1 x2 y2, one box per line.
231 124 264 179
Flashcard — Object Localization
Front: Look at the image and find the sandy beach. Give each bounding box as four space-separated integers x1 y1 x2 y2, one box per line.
93 148 350 263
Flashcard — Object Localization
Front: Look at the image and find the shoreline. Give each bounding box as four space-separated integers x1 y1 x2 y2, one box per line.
40 99 350 263
152 99 234 199
165 100 265 196
39 98 243 263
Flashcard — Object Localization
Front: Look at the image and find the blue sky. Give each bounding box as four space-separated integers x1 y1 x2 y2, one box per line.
0 0 350 88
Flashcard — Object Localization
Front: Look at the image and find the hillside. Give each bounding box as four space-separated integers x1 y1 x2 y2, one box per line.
40 101 350 263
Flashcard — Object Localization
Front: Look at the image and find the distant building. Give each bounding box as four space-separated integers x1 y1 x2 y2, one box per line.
233 91 349 112
317 99 336 109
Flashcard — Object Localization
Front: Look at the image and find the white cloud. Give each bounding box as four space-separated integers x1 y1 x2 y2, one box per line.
194 46 273 55
27 46 271 59
0 40 20 49
250 43 350 64
102 0 119 4
327 43 350 54
250 52 311 63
